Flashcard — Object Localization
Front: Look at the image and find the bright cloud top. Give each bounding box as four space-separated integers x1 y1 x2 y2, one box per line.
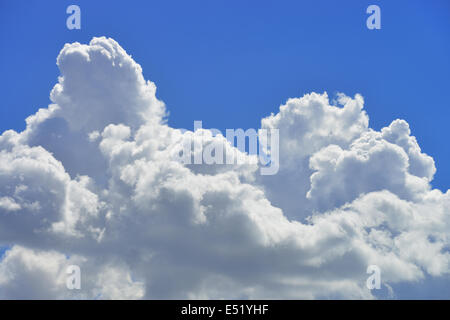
0 37 448 299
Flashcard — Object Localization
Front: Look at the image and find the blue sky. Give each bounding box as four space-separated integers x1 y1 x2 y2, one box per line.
1 0 449 192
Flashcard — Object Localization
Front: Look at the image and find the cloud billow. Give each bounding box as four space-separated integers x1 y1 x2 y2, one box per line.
0 37 448 299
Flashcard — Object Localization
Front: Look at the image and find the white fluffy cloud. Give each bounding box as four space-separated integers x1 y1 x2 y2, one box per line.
0 37 448 299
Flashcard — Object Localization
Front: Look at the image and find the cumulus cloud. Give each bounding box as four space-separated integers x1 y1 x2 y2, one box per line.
0 37 448 299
